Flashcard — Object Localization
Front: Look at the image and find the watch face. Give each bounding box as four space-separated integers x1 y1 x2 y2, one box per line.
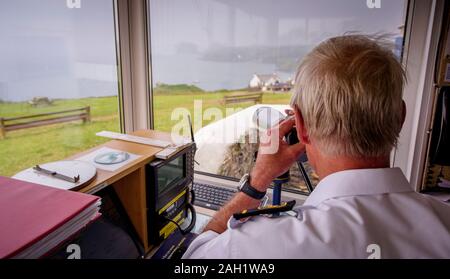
239 174 249 190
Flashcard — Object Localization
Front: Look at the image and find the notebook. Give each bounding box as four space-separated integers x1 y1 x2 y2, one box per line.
0 176 101 258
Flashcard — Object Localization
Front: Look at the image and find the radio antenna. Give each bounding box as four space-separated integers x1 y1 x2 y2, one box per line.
188 115 195 144
187 115 199 166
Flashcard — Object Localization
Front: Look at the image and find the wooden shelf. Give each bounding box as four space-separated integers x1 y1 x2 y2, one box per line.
70 130 177 252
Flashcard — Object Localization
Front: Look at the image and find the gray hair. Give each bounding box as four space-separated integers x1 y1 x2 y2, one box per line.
290 35 406 158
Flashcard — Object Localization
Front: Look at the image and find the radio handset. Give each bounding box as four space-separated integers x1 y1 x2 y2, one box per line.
286 127 299 146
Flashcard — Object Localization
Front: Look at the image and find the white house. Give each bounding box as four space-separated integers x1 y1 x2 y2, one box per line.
249 73 281 91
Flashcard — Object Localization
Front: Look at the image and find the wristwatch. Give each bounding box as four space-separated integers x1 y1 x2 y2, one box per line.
237 173 267 200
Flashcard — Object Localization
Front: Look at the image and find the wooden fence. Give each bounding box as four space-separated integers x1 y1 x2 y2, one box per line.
223 93 263 105
0 106 91 139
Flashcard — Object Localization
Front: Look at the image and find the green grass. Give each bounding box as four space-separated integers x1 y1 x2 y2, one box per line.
0 90 291 176
0 96 120 176
0 96 119 118
153 83 205 95
153 89 291 133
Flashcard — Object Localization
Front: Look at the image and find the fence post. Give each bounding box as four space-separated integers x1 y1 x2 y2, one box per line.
84 106 91 123
0 118 5 139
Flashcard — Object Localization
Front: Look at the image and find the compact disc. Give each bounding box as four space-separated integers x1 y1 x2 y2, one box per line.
94 151 130 165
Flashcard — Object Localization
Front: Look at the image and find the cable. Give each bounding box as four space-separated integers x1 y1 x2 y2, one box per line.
297 160 314 194
162 203 196 235
161 189 197 236
163 217 185 235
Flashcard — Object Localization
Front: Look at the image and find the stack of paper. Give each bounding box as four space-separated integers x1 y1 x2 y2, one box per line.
0 177 101 259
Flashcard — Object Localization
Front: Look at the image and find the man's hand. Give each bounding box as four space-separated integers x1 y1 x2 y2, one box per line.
202 116 305 235
250 117 306 192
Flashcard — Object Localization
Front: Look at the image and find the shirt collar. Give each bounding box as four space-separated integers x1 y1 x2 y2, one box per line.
304 167 413 206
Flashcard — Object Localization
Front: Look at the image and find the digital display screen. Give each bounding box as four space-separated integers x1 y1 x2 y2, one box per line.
157 155 185 194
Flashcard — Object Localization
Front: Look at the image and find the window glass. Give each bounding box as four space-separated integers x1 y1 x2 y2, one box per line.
0 0 120 177
149 0 408 193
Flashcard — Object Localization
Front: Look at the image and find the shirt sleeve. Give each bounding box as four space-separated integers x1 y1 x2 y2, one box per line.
182 215 247 259
182 210 314 258
182 230 224 259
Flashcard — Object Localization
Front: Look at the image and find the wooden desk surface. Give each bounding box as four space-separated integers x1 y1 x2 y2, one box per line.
72 130 173 194
69 129 183 252
68 130 192 252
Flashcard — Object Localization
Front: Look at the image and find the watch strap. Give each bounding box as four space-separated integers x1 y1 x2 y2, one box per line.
239 175 266 200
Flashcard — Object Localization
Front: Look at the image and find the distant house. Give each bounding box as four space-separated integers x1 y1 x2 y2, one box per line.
249 73 293 92
249 73 281 91
266 82 293 92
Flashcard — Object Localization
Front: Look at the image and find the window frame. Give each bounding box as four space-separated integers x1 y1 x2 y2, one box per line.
135 0 442 191
115 0 153 133
392 0 445 191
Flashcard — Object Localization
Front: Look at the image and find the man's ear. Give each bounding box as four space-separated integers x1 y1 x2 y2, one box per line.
293 105 310 144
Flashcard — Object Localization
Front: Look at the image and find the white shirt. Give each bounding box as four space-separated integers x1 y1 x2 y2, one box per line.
183 168 450 259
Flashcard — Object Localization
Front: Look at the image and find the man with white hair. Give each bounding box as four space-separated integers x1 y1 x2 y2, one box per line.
183 35 450 258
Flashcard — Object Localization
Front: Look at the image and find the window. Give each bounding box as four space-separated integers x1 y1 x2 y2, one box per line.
148 0 408 193
0 0 120 176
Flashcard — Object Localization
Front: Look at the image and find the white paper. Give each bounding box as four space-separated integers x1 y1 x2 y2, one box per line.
76 147 141 172
12 160 97 190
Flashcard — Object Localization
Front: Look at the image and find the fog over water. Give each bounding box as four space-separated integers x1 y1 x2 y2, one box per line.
0 0 406 102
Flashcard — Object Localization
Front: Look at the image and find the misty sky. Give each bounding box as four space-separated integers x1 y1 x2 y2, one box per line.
150 0 406 90
150 0 406 54
0 0 407 101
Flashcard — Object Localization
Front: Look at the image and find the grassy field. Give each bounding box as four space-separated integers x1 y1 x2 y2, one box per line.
0 89 291 176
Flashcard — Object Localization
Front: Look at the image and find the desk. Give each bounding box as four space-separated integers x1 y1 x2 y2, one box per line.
69 130 172 252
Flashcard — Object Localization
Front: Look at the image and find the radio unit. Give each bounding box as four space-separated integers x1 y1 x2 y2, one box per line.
146 143 196 245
